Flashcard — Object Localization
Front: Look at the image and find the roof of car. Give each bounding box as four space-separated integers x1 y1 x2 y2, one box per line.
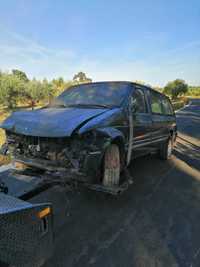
77 80 156 90
73 80 149 88
68 81 167 98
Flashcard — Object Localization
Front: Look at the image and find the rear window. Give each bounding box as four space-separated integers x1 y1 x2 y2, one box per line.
151 91 163 114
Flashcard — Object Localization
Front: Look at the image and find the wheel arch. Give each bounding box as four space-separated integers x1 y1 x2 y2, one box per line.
95 127 126 153
95 127 126 172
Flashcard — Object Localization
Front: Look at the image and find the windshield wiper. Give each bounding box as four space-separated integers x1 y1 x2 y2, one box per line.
67 103 112 109
49 103 67 108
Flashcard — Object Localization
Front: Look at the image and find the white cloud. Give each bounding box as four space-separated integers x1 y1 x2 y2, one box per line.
0 27 77 79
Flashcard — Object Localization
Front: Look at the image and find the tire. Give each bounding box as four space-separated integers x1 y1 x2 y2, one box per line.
102 144 120 187
159 137 173 160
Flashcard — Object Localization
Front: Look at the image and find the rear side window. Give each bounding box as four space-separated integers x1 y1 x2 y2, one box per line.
161 97 174 115
150 91 163 114
150 91 174 115
131 88 147 113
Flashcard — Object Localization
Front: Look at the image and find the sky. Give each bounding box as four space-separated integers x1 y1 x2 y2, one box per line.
0 0 200 86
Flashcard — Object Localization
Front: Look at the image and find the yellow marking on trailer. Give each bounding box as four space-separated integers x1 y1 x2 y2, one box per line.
38 207 51 218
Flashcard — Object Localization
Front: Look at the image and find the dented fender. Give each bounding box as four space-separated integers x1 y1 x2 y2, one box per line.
95 127 125 143
78 108 123 134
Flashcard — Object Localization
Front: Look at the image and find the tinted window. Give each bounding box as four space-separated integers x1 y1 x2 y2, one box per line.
54 82 130 108
161 97 174 115
131 89 147 113
151 91 163 114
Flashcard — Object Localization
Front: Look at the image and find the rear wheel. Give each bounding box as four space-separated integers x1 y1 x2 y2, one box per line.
102 144 120 187
159 137 174 160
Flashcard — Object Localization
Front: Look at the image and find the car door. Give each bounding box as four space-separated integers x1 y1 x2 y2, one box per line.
149 90 169 144
161 95 177 138
131 86 153 157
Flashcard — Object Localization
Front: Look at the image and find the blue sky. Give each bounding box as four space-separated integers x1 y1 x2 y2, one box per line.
0 0 200 86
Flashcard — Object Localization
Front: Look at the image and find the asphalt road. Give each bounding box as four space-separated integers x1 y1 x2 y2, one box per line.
38 99 200 267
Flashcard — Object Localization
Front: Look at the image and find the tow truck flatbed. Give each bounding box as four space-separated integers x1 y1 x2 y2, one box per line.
0 168 46 199
0 165 133 267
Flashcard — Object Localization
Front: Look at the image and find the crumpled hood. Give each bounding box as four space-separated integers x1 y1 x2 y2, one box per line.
0 107 108 137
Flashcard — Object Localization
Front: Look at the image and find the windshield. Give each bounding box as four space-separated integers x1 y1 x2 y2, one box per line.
52 82 130 108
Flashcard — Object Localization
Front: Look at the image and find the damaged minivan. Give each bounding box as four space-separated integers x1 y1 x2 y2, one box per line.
0 82 177 191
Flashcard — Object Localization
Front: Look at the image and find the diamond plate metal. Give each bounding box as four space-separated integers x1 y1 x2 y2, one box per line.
0 193 53 267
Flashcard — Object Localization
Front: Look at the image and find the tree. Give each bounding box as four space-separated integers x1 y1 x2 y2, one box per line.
23 79 49 108
0 73 25 108
52 77 64 87
0 70 94 109
12 69 29 83
73 72 92 83
163 79 188 99
51 77 66 95
42 79 56 103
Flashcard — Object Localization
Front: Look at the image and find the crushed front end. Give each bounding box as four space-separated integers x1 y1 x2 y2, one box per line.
3 130 107 183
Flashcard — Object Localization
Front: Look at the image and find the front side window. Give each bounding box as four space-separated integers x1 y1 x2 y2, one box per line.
131 89 147 113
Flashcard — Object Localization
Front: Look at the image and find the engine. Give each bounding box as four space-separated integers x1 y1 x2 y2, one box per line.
5 131 89 170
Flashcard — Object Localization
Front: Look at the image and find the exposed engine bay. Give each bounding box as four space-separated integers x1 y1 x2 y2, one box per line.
3 131 105 177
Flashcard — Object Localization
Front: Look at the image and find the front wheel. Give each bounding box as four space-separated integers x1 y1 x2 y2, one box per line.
159 138 174 160
102 144 120 187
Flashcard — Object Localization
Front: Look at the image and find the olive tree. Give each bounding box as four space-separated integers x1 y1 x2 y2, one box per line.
12 69 29 83
163 79 188 99
73 72 92 83
0 73 25 108
23 79 41 108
